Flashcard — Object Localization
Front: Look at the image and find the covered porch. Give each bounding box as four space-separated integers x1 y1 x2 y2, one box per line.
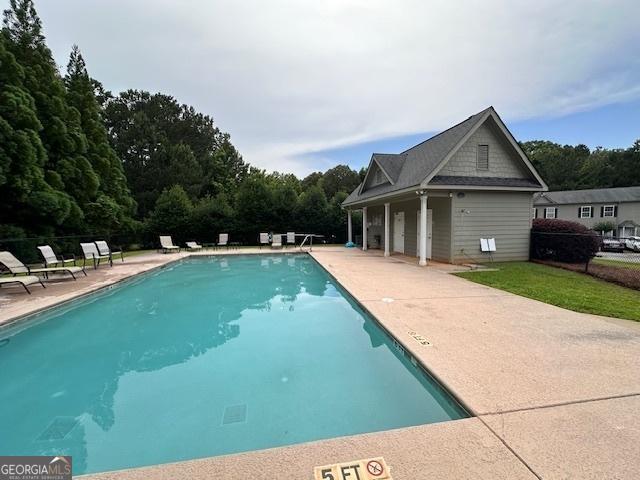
346 190 453 265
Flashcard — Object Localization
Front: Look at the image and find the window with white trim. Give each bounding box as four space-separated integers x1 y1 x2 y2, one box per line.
603 205 615 217
532 208 537 219
580 206 592 218
544 207 556 219
477 144 489 170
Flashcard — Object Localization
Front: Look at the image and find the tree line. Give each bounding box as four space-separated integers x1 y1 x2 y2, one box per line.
521 140 640 191
1 0 638 249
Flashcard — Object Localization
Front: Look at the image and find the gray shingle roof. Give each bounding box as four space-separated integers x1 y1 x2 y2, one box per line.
344 108 490 205
372 153 405 183
343 106 543 206
533 186 640 205
430 176 541 188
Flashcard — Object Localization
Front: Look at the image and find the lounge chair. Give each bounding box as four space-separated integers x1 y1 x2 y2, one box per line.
218 233 229 249
95 240 124 263
271 234 282 249
286 232 296 248
259 232 270 249
0 275 45 294
37 245 76 268
0 251 85 280
159 236 181 254
186 241 203 251
80 242 112 269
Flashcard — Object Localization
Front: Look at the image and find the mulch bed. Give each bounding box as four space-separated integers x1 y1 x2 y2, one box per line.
533 259 640 291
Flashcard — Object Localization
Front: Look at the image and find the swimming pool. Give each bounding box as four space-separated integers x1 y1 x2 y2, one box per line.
0 254 467 474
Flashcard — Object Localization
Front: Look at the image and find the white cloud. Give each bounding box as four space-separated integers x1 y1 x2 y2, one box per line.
30 0 640 176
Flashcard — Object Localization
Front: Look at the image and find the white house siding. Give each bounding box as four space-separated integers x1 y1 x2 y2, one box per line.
439 120 529 178
452 191 533 263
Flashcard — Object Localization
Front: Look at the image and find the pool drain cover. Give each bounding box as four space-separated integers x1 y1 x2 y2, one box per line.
222 404 248 425
36 417 78 441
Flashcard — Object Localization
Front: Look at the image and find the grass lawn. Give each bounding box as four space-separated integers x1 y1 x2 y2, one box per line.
593 258 640 271
455 261 640 321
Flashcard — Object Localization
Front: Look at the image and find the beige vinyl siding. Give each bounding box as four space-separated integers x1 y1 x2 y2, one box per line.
429 196 451 262
452 192 533 262
438 119 530 179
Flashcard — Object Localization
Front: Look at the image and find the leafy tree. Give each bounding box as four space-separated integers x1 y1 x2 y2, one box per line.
301 171 323 190
321 165 360 199
104 90 246 217
234 170 275 240
147 185 193 242
189 193 234 241
296 184 328 234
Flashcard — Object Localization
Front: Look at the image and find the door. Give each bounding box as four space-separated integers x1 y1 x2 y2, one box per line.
393 211 405 253
416 209 433 259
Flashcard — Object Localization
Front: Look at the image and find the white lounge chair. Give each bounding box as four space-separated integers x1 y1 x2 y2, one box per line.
37 245 76 268
286 232 296 248
186 241 202 251
159 236 180 254
218 233 229 249
80 242 112 269
271 234 282 249
259 232 270 249
95 240 124 263
0 251 85 280
0 275 45 294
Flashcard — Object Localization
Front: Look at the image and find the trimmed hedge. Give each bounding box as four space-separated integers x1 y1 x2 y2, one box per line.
531 219 600 263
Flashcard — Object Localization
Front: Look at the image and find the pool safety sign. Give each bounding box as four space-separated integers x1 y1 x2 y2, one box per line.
314 457 392 480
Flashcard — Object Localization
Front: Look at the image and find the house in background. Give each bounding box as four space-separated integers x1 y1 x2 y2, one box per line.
533 186 640 238
342 107 547 264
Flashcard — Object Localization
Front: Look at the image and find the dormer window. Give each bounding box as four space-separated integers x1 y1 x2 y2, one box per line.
374 169 383 185
477 144 489 170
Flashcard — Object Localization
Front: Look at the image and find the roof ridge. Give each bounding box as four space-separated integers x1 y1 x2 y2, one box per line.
547 185 640 194
399 106 493 155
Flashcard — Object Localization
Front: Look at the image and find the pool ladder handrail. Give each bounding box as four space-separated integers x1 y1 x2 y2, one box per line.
299 234 323 252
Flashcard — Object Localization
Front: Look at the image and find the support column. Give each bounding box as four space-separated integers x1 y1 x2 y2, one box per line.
419 194 428 266
362 206 368 251
347 209 353 243
384 202 390 257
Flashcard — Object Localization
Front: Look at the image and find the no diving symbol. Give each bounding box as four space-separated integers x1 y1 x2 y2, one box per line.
366 460 384 477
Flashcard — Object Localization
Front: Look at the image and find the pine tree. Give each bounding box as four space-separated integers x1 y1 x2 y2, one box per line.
65 44 136 232
3 0 99 232
0 32 72 235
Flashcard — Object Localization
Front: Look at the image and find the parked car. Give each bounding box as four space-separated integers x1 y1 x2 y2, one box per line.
625 236 640 252
601 237 625 253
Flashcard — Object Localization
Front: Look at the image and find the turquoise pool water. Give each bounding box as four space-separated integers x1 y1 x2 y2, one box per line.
0 254 466 474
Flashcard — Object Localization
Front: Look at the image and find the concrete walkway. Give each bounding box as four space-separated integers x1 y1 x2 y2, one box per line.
2 247 639 479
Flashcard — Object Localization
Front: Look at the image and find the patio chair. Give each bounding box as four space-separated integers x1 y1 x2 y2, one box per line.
159 236 181 254
259 232 270 249
271 234 282 249
80 242 112 269
95 240 124 263
218 233 229 249
0 251 85 280
286 232 296 248
37 245 76 268
0 275 45 294
186 241 203 251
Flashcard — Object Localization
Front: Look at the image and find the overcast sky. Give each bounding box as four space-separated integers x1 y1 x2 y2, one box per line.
16 0 640 176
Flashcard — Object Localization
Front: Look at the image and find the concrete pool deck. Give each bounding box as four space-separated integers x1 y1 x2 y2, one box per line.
1 247 639 479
